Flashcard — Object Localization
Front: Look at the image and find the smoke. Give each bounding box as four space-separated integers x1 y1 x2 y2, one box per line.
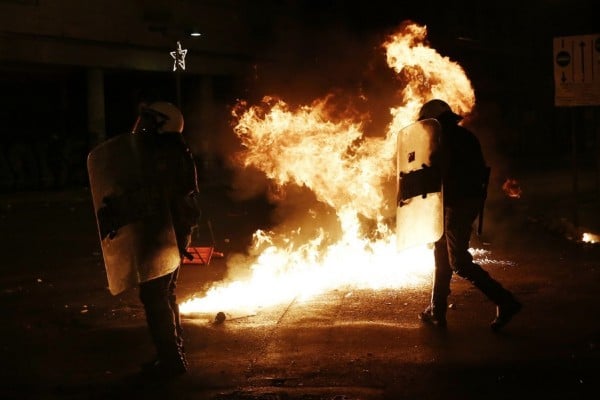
464 101 525 246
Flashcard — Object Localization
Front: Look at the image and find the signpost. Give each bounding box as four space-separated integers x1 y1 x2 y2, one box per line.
553 34 600 232
553 34 600 107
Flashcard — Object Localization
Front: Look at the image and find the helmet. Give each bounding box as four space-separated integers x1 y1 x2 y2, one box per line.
132 101 184 134
418 99 462 122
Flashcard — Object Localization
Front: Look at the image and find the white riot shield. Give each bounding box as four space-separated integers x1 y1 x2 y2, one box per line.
87 134 181 295
396 119 443 251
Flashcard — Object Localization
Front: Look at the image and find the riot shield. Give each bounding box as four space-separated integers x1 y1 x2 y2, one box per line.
396 119 443 251
87 134 181 295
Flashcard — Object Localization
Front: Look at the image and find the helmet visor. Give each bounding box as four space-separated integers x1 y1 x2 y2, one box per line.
131 107 169 134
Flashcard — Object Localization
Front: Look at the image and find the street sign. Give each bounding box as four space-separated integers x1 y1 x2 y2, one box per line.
553 34 600 106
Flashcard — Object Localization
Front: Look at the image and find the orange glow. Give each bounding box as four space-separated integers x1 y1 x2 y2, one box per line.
180 22 478 317
582 232 599 244
502 178 522 199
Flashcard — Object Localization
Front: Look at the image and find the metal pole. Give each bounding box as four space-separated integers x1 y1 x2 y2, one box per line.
571 107 579 229
595 106 600 196
86 68 106 148
175 69 182 109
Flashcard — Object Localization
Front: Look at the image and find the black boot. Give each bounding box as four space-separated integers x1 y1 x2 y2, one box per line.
466 266 522 331
141 344 187 379
139 271 188 379
419 305 447 328
422 253 451 328
491 298 522 332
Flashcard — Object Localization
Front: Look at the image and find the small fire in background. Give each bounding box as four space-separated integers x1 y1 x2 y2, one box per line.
180 22 484 317
502 178 522 199
582 232 600 244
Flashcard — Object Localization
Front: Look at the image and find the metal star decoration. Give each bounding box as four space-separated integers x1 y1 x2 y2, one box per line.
170 41 187 71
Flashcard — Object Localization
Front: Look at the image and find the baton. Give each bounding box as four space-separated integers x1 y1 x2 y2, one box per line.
478 166 491 236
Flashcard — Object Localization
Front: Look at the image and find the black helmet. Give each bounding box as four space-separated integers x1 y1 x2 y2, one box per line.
418 99 462 122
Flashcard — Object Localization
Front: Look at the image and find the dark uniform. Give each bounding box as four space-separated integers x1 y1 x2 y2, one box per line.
417 99 522 331
132 102 199 378
138 131 199 378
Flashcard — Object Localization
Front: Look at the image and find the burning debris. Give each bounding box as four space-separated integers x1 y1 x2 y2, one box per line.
582 232 600 244
528 214 600 246
502 178 522 199
180 21 502 317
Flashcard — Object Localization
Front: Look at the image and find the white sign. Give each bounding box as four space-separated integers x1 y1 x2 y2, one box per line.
553 34 600 106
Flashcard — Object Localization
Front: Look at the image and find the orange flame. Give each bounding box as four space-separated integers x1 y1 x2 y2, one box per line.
582 232 599 244
180 22 477 317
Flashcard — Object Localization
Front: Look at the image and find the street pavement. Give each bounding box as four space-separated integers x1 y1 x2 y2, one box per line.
0 167 599 400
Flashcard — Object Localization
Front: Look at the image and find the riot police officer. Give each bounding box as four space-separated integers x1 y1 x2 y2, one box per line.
132 101 199 377
416 99 522 331
88 101 199 379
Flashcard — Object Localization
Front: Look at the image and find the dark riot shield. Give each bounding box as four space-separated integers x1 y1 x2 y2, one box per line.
87 134 180 295
396 119 443 251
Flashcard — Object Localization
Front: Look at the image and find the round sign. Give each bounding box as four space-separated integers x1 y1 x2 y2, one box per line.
556 51 571 67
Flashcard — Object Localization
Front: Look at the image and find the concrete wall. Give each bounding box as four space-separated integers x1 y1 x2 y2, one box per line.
0 0 259 74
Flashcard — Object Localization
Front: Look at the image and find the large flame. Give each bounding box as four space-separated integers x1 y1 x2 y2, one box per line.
180 22 476 317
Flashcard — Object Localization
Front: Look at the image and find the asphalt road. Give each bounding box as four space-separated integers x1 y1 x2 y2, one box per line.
0 184 598 400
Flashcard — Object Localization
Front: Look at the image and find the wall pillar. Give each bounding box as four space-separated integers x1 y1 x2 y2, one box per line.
87 68 106 149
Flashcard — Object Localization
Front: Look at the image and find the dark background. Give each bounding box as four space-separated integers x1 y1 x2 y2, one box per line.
0 3 598 398
0 0 598 192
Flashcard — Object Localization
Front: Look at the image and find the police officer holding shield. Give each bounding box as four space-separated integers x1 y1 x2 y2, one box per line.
416 99 522 332
88 101 199 378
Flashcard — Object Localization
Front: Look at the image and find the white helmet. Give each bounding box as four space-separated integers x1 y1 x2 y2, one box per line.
132 101 184 134
418 99 462 122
